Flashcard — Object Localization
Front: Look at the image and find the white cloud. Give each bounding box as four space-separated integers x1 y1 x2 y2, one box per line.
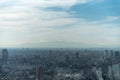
0 0 119 48
19 0 94 9
0 0 97 11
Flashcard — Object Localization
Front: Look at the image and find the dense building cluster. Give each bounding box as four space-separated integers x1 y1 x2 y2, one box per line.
0 48 120 80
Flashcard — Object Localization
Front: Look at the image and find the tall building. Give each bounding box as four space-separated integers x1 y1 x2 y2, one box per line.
49 50 52 57
36 66 44 80
75 52 79 59
2 49 9 64
114 51 120 62
101 62 109 80
65 55 70 63
105 50 108 56
110 50 114 57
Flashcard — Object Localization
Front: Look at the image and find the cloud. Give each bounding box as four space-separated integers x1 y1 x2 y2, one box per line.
0 0 119 48
19 0 95 9
0 0 95 9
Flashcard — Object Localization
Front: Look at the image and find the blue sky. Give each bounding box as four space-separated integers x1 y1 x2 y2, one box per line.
0 0 120 48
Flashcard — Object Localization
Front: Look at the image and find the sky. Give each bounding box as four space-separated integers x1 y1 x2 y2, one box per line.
0 0 120 48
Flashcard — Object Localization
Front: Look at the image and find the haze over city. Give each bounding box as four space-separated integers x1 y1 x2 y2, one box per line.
0 0 120 48
0 0 120 80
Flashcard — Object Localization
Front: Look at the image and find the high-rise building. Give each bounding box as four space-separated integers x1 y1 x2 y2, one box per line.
2 49 9 64
115 51 119 58
75 52 79 59
101 62 109 80
114 51 120 62
49 50 52 57
65 55 70 63
36 66 44 80
110 50 114 57
105 50 108 56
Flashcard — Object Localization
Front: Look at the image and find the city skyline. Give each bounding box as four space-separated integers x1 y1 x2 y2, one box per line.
0 0 120 48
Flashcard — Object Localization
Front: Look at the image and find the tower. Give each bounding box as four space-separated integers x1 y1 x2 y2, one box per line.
2 49 9 64
110 50 114 57
65 55 70 63
49 50 52 57
36 66 44 80
75 52 79 59
105 50 108 56
115 51 120 62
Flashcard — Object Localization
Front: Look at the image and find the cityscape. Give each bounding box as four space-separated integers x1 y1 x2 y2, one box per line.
0 0 120 80
0 48 120 80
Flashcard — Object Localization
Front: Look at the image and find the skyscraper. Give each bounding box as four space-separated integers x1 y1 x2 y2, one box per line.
75 52 79 59
2 49 9 64
36 66 44 80
105 50 108 56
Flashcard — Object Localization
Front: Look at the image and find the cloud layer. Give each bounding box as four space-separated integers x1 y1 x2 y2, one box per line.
0 0 120 48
